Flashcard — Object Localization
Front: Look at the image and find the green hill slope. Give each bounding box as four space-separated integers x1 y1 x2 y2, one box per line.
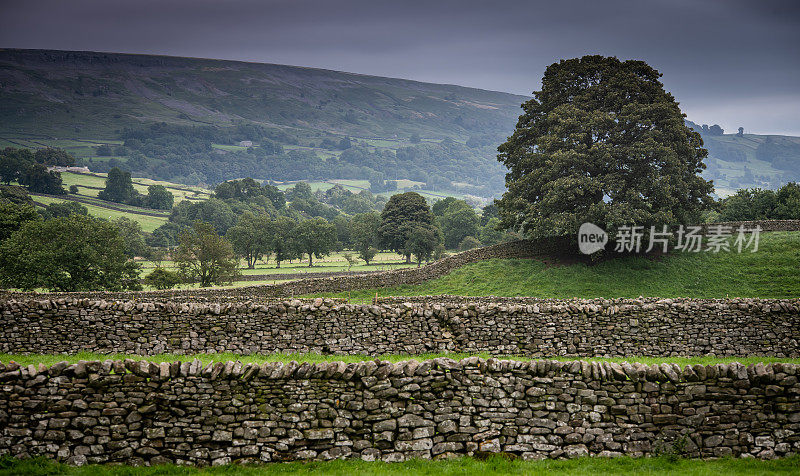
313 231 800 300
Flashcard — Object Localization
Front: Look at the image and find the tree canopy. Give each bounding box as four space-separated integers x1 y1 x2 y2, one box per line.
0 215 140 291
173 221 240 287
294 218 337 267
497 55 713 245
378 192 437 262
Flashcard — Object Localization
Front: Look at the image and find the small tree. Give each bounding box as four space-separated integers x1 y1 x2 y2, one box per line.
144 267 181 290
458 236 481 251
69 184 79 194
343 252 357 270
294 218 337 267
358 246 378 265
173 221 240 287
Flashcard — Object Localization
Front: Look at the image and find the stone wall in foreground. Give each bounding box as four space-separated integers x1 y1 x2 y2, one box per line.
2 298 798 357
1 358 798 465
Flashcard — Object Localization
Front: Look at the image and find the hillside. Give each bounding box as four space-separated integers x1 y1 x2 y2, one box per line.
1 49 799 198
686 121 800 196
0 48 525 197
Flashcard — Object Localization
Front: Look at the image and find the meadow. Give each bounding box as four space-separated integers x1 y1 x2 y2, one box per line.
311 232 800 301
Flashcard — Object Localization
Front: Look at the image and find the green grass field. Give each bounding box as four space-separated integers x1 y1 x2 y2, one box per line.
59 172 210 204
136 251 416 280
2 454 798 476
31 195 168 233
2 352 798 368
311 232 800 301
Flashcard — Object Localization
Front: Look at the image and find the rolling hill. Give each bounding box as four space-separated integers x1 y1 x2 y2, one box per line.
1 48 799 198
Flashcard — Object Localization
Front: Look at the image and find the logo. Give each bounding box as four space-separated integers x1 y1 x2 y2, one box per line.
578 222 608 254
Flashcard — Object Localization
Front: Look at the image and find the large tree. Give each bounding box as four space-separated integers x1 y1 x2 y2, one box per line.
379 192 436 262
0 215 141 291
19 163 66 195
497 56 713 245
173 221 240 287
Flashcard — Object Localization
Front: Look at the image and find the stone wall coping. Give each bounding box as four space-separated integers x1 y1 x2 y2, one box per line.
2 357 796 384
2 296 798 315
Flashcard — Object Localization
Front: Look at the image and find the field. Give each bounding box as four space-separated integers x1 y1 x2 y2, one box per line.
31 194 169 233
3 352 799 368
26 171 213 233
3 454 797 476
58 172 211 204
311 231 800 301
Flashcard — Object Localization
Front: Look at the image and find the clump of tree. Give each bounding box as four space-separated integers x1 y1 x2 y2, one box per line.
716 183 800 221
496 55 713 252
214 177 285 210
435 199 480 249
173 221 240 287
0 214 141 291
39 201 88 220
0 148 68 194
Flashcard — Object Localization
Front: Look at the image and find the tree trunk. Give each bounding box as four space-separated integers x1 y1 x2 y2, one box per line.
308 254 313 267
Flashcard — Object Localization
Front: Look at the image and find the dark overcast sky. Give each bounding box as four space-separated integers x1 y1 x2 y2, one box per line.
2 0 799 135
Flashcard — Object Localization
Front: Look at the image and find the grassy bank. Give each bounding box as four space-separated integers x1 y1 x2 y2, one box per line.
2 352 798 367
312 232 800 301
2 455 798 476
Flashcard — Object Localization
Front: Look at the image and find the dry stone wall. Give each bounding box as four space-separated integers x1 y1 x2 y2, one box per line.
2 297 799 357
1 357 798 465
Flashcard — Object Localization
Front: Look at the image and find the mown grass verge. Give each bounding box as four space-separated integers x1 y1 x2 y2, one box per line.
1 454 799 476
2 352 798 367
310 232 800 301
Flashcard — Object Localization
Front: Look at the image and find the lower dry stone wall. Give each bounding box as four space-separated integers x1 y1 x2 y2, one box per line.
2 298 799 357
1 358 798 465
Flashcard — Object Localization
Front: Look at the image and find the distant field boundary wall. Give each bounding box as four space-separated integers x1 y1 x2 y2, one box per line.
1 220 798 303
1 297 798 357
0 239 543 303
1 357 798 465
